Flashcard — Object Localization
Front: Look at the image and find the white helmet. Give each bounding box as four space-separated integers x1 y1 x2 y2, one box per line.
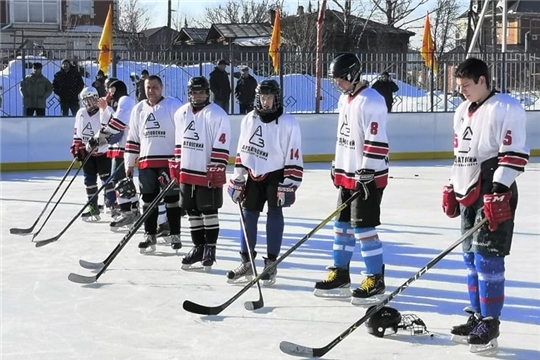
79 87 99 101
79 87 99 113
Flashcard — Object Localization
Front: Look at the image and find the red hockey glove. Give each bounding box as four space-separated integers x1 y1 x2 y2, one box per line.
277 183 297 207
442 185 460 218
206 164 227 188
168 158 180 181
70 143 87 162
483 191 512 232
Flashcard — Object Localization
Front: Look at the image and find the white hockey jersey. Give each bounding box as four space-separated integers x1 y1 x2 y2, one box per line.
101 96 136 158
72 109 108 155
125 97 182 169
451 93 529 203
233 111 303 188
334 88 389 190
174 103 231 186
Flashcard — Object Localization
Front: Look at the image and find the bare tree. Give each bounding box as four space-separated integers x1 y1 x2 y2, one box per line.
118 0 151 49
372 0 430 28
330 0 375 50
195 0 285 26
430 0 461 57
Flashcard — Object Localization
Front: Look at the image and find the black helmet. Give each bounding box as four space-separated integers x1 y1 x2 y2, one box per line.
255 79 281 115
188 76 210 110
329 53 362 94
108 80 128 102
365 306 401 338
104 77 118 89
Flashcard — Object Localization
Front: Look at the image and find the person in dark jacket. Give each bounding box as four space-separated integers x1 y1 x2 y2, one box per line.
53 59 85 116
20 62 53 116
135 69 149 101
92 70 107 97
209 59 231 113
371 71 399 112
235 66 258 114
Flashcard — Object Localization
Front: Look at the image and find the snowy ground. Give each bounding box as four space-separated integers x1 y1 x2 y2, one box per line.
1 161 539 360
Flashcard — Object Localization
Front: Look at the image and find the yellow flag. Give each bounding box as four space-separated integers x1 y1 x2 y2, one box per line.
98 5 113 75
420 12 437 73
269 8 281 74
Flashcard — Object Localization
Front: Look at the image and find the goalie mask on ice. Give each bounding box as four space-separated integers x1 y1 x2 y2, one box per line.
115 178 137 199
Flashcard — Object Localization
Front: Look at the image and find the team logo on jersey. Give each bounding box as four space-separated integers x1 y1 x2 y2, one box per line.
457 126 473 154
145 113 160 130
184 121 200 141
81 122 94 137
249 126 265 148
462 126 473 141
339 115 350 136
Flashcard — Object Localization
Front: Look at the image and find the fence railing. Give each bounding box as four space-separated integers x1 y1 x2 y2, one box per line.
1 48 539 117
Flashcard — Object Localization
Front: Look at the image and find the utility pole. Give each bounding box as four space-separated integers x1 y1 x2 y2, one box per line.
167 0 172 28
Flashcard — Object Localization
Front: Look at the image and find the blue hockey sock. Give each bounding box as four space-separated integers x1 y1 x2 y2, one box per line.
333 221 354 269
355 227 383 275
240 210 259 254
266 207 284 257
463 252 480 312
476 253 505 319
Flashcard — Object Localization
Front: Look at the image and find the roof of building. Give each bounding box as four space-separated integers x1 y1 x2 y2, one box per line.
206 23 273 42
178 28 209 44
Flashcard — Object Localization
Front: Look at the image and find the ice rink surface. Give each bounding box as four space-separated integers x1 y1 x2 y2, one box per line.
1 160 539 360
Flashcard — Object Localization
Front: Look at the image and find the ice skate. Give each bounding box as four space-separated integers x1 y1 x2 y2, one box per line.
109 209 139 231
350 270 386 306
81 203 101 222
181 245 204 270
201 245 216 272
108 206 121 219
468 317 500 355
169 234 182 252
451 307 481 344
138 233 157 253
156 222 170 238
261 257 277 286
313 267 352 298
226 252 253 284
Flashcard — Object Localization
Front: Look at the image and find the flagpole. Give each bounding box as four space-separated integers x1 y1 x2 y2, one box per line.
315 0 327 114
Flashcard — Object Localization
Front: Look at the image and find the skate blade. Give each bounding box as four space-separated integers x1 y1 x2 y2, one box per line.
450 335 469 344
181 263 204 271
350 293 387 306
313 287 352 298
139 245 156 254
470 339 498 355
227 275 254 284
81 215 101 222
262 278 276 287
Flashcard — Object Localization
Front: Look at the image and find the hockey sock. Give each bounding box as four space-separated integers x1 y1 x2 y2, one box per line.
188 213 205 246
85 184 98 204
476 253 505 319
266 207 284 257
355 227 383 275
333 221 354 269
142 194 159 234
202 211 219 246
463 252 480 312
240 210 259 254
164 200 181 235
158 201 167 225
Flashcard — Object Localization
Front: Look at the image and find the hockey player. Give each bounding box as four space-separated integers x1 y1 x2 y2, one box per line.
226 79 303 285
172 76 230 270
313 53 389 305
442 58 529 353
125 75 183 253
71 87 116 221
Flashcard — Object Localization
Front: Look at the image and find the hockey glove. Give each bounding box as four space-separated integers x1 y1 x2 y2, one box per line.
206 164 227 188
167 158 180 182
442 184 460 218
70 143 87 162
86 130 111 152
354 169 375 200
227 179 246 204
483 184 512 232
277 183 297 207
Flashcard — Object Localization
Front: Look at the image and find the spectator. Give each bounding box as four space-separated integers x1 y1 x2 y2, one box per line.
235 66 258 114
20 62 53 116
92 70 107 97
209 59 231 113
371 71 399 112
136 69 149 101
53 59 84 116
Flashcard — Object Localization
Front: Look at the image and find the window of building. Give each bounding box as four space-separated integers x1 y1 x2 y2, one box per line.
70 0 92 16
11 0 59 24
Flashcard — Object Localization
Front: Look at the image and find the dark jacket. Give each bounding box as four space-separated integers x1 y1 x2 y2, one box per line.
235 75 258 105
209 67 231 101
53 67 84 102
92 76 107 97
136 79 147 101
20 73 53 109
371 79 399 112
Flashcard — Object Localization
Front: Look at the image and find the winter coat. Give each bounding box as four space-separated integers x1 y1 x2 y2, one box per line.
371 79 399 112
209 67 231 101
235 75 258 105
136 79 147 101
52 67 85 102
92 77 107 97
20 73 53 109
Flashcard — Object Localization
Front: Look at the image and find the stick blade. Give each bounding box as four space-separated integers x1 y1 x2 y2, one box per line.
79 259 105 270
9 227 33 235
279 341 315 358
182 300 222 316
34 237 59 248
68 272 97 284
244 298 264 311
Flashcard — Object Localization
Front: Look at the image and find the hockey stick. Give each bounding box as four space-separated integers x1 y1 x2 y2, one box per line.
31 149 97 241
279 217 488 358
34 161 124 248
68 180 177 284
237 202 265 311
182 190 362 316
9 158 78 235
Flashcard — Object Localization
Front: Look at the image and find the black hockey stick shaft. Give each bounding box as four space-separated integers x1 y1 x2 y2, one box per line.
68 180 177 283
9 158 78 235
279 217 488 358
34 161 124 247
238 202 264 311
182 190 362 315
31 149 97 241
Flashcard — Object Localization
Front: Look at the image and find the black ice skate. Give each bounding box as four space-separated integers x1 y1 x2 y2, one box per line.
81 203 101 222
313 267 351 298
467 317 500 354
138 233 157 253
110 209 140 232
451 307 481 344
261 256 277 286
226 252 254 283
201 245 216 271
351 267 386 306
169 234 182 252
181 245 204 270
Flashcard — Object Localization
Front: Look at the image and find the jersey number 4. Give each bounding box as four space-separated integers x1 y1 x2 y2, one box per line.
218 133 227 144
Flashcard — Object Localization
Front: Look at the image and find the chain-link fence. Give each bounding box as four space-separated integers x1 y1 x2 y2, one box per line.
1 48 539 117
